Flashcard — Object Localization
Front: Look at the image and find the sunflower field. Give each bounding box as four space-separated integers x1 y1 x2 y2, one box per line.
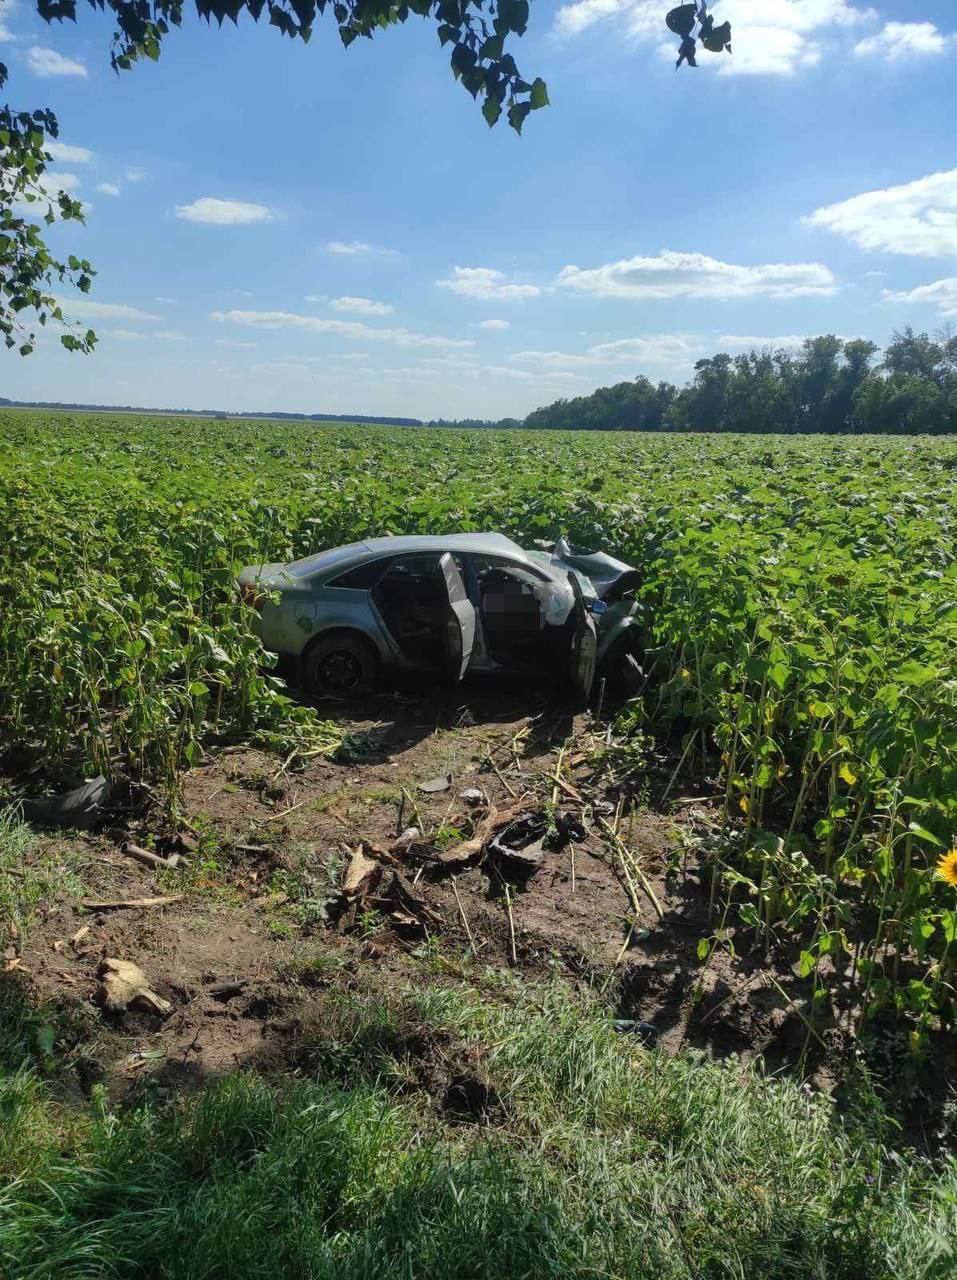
0 409 954 1034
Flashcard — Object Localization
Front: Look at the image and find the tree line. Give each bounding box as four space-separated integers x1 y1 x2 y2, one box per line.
432 330 957 433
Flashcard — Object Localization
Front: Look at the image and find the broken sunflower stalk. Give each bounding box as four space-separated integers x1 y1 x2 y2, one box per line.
666 2 732 69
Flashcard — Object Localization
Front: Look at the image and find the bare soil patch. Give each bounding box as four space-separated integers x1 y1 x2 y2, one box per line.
5 681 951 1147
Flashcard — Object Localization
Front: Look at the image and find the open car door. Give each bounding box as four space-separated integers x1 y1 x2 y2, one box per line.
439 552 476 681
567 572 597 699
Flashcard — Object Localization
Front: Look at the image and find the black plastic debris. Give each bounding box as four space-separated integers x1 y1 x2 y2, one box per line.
612 1018 659 1043
487 811 550 876
23 775 112 830
555 809 587 845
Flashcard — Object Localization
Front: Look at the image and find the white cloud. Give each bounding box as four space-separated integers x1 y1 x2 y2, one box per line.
125 167 147 183
40 170 81 194
479 319 511 330
56 298 161 321
27 46 88 78
805 170 957 257
512 333 703 371
0 0 19 42
175 197 274 226
46 141 93 164
556 250 837 300
155 330 186 341
437 266 541 302
883 278 957 317
717 334 812 350
155 296 177 305
330 296 394 316
108 329 147 340
211 308 474 350
96 182 120 197
215 338 258 349
854 22 953 62
325 239 396 257
553 0 875 77
10 169 82 214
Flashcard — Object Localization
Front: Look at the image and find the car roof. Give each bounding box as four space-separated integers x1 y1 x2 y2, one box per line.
362 532 525 557
290 532 535 580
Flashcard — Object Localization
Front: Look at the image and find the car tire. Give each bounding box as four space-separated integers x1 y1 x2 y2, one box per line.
302 633 378 696
599 632 644 698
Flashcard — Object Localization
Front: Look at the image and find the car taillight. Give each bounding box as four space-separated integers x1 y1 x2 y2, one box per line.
239 583 266 613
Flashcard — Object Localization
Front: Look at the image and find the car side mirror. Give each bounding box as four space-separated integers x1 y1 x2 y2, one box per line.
587 599 608 616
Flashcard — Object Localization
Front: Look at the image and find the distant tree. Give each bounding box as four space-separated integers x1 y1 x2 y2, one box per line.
525 377 676 432
521 333 954 436
1 0 547 354
852 328 956 435
666 353 735 431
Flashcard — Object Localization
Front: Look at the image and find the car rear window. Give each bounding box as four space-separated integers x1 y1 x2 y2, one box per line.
327 558 389 590
287 541 371 578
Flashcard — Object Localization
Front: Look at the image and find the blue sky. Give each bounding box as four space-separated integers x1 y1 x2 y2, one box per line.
1 0 955 418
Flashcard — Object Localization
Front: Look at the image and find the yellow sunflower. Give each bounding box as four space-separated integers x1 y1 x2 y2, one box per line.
936 849 957 887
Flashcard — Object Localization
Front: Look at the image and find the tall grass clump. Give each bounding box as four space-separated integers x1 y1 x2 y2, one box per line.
1 980 954 1280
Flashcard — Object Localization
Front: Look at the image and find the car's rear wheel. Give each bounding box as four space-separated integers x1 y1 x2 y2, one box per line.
302 633 378 696
599 631 645 697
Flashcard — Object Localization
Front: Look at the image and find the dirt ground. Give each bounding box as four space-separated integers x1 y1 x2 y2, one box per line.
6 679 953 1147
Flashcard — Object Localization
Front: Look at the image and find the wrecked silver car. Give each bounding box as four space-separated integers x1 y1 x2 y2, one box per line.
238 532 643 698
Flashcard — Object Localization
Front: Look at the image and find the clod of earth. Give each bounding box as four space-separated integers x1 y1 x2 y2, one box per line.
96 958 172 1015
206 979 248 1001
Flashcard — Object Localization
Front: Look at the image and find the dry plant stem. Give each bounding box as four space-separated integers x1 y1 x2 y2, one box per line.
259 796 309 824
601 920 637 994
486 754 518 798
598 815 664 919
551 744 566 806
451 876 477 955
765 973 828 1051
663 729 699 804
504 883 517 964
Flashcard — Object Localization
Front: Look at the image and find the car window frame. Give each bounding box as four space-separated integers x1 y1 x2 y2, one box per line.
324 556 393 591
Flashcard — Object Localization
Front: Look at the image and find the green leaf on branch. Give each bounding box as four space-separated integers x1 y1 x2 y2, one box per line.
482 96 501 127
529 77 548 109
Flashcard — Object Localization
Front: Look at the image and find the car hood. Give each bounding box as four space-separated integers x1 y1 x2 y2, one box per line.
526 539 640 602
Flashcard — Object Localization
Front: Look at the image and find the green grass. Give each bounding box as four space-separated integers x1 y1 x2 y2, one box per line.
0 807 84 943
1 976 954 1280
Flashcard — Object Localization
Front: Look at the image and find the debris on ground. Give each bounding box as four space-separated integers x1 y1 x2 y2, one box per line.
340 845 382 899
206 978 248 1001
97 958 172 1015
436 801 527 868
24 775 112 830
121 841 183 871
459 788 485 807
418 773 452 794
373 870 442 934
486 811 549 876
